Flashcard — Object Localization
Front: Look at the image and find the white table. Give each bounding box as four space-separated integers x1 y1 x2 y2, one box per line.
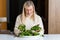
0 34 60 40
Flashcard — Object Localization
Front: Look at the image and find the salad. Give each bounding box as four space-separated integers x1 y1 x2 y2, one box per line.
18 24 41 37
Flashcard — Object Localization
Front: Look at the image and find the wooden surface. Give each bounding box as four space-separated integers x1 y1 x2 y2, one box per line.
0 0 7 17
48 0 60 34
0 30 10 34
0 0 7 30
0 22 7 30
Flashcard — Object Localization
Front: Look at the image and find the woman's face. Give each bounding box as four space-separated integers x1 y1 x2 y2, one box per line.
25 6 34 17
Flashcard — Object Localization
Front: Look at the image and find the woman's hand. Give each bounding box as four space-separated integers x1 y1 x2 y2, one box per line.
35 30 40 32
14 27 22 36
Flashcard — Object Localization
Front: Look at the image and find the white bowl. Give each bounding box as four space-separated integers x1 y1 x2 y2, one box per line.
14 35 43 40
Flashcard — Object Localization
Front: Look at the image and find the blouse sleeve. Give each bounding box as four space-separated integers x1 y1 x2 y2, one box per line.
14 15 21 36
38 16 44 36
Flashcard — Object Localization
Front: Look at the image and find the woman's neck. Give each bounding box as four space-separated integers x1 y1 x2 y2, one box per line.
26 14 34 21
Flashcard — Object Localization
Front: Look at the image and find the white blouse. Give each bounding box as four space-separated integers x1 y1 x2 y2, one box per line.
24 17 34 30
14 14 44 36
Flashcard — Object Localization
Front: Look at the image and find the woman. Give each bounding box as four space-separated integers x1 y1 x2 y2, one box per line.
14 1 44 36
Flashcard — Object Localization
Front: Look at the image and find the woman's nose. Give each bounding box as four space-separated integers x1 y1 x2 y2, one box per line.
28 11 30 13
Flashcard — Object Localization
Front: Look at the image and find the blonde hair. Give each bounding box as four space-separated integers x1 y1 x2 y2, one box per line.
21 1 36 24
